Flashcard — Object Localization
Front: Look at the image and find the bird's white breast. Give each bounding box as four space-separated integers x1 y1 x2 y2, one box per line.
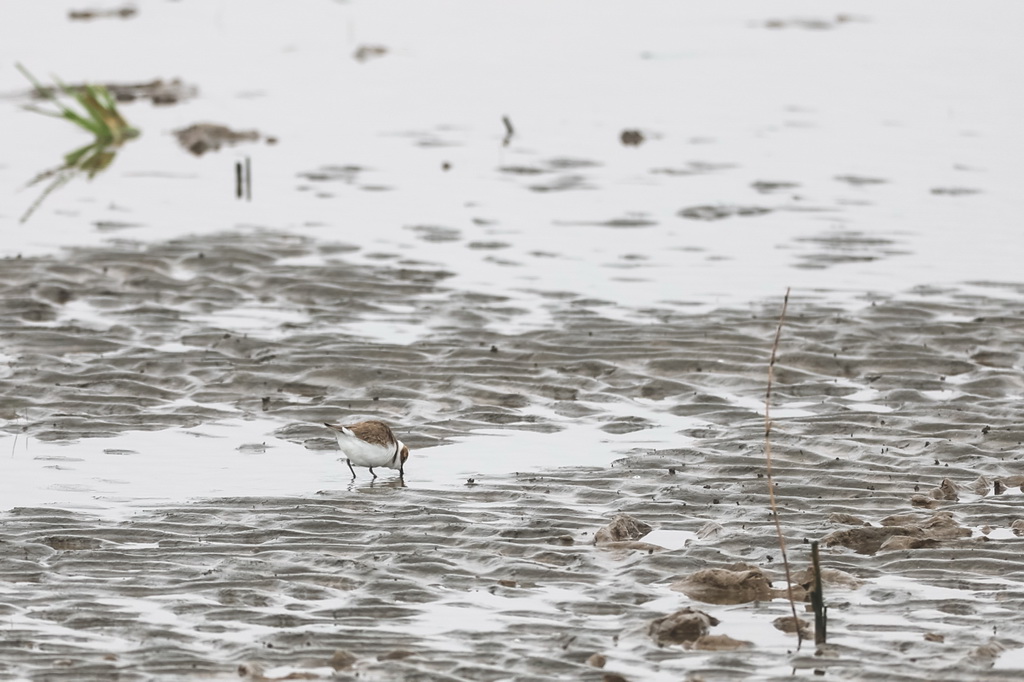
333 429 401 468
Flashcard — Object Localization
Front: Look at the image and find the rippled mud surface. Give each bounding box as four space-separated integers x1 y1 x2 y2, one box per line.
3 469 1024 680
3 233 1024 680
2 1 1023 678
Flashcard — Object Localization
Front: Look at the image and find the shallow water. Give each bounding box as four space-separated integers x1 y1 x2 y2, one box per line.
2 2 1022 313
2 2 1024 680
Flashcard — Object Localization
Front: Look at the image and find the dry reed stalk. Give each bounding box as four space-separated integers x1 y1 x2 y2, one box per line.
764 288 802 649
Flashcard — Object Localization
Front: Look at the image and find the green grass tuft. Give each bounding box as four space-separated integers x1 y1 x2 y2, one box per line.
16 64 141 222
17 63 139 145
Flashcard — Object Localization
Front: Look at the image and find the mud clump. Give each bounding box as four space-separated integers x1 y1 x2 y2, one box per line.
354 45 389 62
329 650 357 670
672 564 774 604
773 616 812 639
691 634 753 651
174 123 269 156
69 6 137 21
822 511 971 554
594 514 652 545
678 204 771 220
648 607 720 646
620 129 645 146
29 77 197 105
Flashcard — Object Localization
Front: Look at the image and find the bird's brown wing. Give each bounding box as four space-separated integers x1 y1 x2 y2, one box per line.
346 420 397 447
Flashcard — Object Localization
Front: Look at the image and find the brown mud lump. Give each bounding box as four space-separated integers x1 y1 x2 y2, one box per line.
175 123 262 156
691 634 753 651
672 565 774 604
648 607 720 646
329 650 357 670
594 514 652 545
822 526 923 555
620 129 645 146
773 615 811 638
823 511 970 554
377 650 414 661
929 477 959 501
827 512 868 526
792 566 863 591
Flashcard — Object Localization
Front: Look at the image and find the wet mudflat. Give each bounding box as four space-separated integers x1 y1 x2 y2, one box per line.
3 465 1024 681
2 232 1024 680
2 2 1024 680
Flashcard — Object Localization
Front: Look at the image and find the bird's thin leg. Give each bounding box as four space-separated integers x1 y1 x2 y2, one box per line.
347 460 357 478
369 467 377 479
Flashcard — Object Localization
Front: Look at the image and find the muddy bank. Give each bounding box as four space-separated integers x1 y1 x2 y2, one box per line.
2 231 1024 679
2 230 1022 452
1 464 1023 681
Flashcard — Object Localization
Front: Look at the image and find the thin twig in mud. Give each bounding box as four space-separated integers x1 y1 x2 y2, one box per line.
502 115 515 146
764 287 802 649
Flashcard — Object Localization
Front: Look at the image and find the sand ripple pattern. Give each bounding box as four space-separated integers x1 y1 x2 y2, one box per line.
2 467 1024 680
2 233 1024 679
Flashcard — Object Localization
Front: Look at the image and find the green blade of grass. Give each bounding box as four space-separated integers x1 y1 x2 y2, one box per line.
15 62 50 98
22 104 68 120
56 77 114 140
63 141 99 167
19 66 137 143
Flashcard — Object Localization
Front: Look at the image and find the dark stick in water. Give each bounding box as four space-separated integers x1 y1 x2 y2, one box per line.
811 540 827 645
502 115 515 147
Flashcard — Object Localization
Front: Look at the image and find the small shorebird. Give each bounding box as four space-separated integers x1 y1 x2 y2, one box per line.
323 420 409 479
